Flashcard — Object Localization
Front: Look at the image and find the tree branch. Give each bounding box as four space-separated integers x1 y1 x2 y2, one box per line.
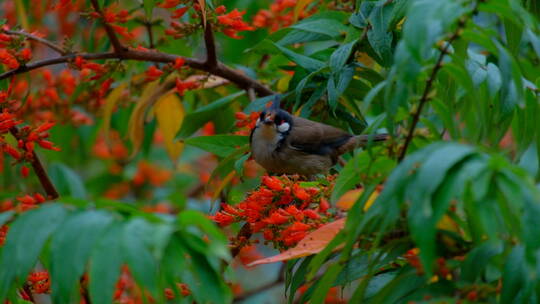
89 0 126 54
0 49 275 96
397 17 469 162
10 128 59 200
204 23 218 67
3 29 65 55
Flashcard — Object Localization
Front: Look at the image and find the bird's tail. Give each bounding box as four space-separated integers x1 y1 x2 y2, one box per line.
338 133 389 154
354 133 389 144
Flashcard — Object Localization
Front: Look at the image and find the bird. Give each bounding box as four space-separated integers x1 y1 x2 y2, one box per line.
249 96 388 177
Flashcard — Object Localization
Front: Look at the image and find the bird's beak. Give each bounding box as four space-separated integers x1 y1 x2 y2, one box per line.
263 114 274 125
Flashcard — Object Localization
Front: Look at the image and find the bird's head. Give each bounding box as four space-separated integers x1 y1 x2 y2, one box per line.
255 96 292 140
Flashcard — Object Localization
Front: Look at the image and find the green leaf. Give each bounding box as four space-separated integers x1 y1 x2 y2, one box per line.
310 263 344 304
501 246 526 303
183 135 249 157
461 240 503 283
278 30 333 46
177 210 229 261
0 211 14 227
329 40 357 71
122 218 160 298
49 163 87 198
50 210 114 303
0 204 68 301
184 249 232 304
89 222 124 304
290 18 349 37
234 152 250 177
287 257 313 302
143 0 155 19
367 5 394 66
273 43 326 72
175 91 245 139
407 143 475 275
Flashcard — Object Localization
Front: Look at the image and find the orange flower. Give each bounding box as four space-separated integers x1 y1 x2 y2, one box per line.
171 6 189 19
264 210 289 225
145 66 164 82
175 78 198 96
0 225 8 247
173 57 185 70
27 271 50 294
159 0 181 9
262 176 283 191
293 183 310 200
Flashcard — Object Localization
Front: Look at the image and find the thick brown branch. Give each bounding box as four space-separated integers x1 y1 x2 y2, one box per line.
89 0 126 54
3 30 64 55
0 49 275 96
397 17 469 162
204 23 218 67
10 128 59 200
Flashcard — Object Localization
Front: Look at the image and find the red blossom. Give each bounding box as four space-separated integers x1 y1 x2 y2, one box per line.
262 176 283 191
27 271 50 294
159 0 181 9
172 6 189 19
173 57 185 70
293 184 310 200
21 165 29 178
175 78 198 96
0 225 8 247
264 210 289 225
145 66 164 82
211 212 235 226
18 48 32 61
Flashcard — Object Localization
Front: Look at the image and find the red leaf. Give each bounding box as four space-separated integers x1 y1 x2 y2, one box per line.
247 218 346 267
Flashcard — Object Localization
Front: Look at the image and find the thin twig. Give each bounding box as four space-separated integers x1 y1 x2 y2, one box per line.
397 17 469 162
144 21 155 49
3 29 65 55
89 0 126 54
204 23 218 67
10 128 59 200
0 49 275 96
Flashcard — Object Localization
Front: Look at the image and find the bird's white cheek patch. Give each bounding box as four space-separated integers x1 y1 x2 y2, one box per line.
277 122 290 133
256 118 261 127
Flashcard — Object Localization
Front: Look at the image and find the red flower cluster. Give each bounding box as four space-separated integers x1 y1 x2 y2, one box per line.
216 6 255 39
145 65 164 82
89 6 133 40
164 283 191 300
234 111 260 135
27 271 50 294
0 225 8 247
175 78 199 96
252 0 315 32
211 175 336 250
132 160 172 187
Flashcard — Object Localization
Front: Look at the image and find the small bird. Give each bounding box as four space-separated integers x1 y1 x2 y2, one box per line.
250 96 388 176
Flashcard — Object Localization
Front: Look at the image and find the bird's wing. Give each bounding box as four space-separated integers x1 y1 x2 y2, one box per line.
286 116 352 155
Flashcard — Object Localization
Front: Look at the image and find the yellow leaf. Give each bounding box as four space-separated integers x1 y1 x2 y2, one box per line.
277 73 292 92
211 171 236 201
248 218 346 267
336 188 379 211
127 80 161 157
293 0 313 22
154 92 185 163
102 83 127 142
